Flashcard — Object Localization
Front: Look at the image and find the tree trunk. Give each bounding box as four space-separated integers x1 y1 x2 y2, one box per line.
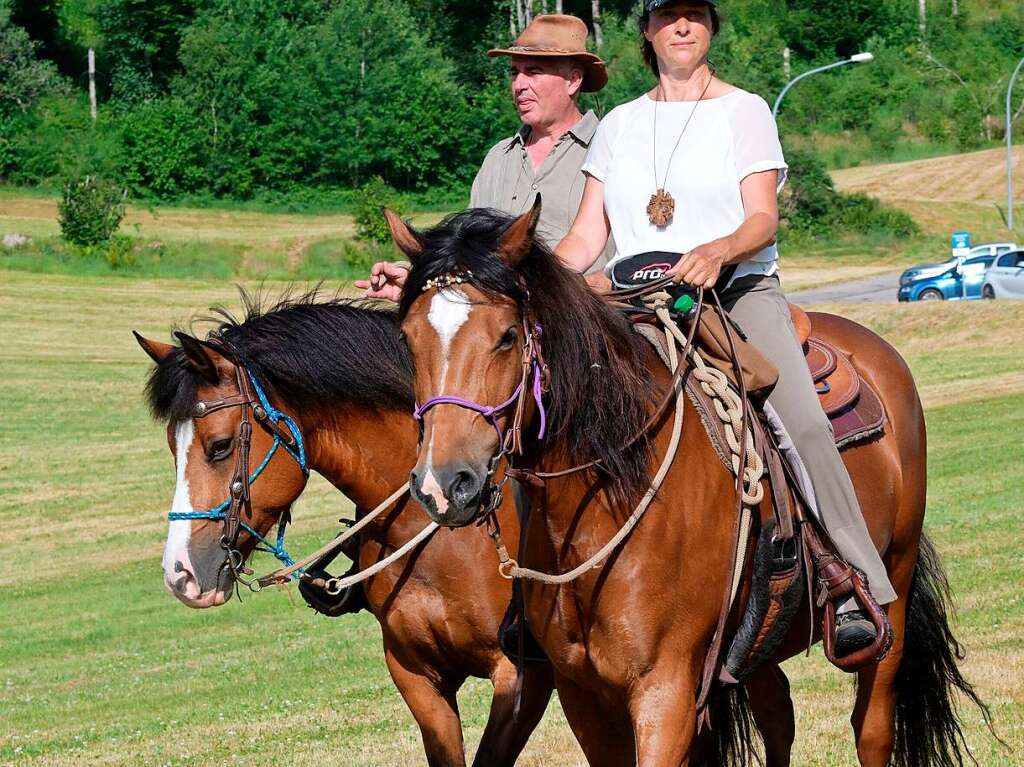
951 0 958 18
510 2 517 37
918 0 927 37
88 48 97 122
524 0 533 25
783 46 791 80
515 0 525 34
541 0 548 13
556 0 563 12
591 0 603 48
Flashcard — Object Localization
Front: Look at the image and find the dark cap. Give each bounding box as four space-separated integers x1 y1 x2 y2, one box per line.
645 0 717 11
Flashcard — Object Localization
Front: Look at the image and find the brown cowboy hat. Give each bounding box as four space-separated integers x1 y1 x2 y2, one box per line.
488 14 608 93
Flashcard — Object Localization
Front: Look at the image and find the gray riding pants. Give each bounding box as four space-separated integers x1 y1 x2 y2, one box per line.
719 274 897 605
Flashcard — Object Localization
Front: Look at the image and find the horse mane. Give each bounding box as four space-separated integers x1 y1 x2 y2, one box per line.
399 208 655 507
145 287 414 424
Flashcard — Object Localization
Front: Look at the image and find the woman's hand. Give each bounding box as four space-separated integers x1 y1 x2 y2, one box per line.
668 239 732 289
354 261 409 302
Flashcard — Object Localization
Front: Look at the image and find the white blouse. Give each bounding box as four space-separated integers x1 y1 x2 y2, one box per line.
581 89 788 285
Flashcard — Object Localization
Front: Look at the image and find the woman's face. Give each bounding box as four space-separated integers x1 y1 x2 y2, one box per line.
645 1 713 74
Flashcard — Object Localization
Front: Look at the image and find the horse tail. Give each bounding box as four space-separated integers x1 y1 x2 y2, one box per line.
694 683 759 767
892 533 997 767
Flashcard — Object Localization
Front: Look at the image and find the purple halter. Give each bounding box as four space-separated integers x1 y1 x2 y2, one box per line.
413 325 548 449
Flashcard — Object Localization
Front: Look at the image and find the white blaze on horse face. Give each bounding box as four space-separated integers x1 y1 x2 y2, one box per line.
427 288 472 373
163 419 195 586
421 288 472 513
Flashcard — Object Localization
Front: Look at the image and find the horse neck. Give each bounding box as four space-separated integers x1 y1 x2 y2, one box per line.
296 403 418 512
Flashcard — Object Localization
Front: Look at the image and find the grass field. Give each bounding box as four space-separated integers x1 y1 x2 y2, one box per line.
1 269 1021 766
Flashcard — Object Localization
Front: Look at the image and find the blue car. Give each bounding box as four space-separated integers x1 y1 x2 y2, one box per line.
897 254 995 301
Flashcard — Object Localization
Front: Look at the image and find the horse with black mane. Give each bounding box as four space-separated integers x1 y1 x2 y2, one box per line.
391 203 990 767
135 292 553 767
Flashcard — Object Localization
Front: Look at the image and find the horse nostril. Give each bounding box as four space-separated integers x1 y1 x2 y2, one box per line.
448 470 479 505
174 560 186 574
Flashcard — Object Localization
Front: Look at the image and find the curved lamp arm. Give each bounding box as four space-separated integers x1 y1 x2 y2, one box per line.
773 53 874 119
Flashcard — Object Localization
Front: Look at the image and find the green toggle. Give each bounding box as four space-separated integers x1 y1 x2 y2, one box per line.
673 294 695 314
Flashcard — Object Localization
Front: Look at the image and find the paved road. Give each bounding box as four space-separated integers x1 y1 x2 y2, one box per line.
788 270 901 305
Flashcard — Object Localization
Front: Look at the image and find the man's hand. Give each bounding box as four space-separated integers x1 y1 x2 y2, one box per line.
668 239 731 289
354 261 410 302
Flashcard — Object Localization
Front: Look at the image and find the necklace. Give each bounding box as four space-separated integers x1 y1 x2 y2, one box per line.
648 74 714 227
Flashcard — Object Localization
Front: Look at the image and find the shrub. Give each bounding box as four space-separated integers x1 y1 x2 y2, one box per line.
353 176 402 244
836 193 920 237
102 234 138 268
58 174 127 246
780 147 839 234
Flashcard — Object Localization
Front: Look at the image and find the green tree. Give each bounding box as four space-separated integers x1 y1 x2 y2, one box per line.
0 0 66 114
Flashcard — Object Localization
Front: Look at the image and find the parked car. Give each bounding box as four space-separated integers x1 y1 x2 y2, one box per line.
982 250 1024 299
898 242 1018 302
898 253 996 301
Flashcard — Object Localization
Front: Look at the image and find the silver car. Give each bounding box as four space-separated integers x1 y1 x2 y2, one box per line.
982 250 1024 299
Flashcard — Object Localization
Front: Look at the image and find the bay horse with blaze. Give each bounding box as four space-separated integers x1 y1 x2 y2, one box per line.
392 202 989 767
135 293 553 767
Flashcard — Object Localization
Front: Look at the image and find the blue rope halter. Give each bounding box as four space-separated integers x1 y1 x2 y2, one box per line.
167 366 309 574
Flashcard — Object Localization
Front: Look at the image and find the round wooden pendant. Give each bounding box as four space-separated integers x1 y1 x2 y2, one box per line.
647 188 675 227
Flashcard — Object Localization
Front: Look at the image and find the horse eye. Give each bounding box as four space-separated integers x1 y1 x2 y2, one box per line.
208 438 234 462
497 326 518 350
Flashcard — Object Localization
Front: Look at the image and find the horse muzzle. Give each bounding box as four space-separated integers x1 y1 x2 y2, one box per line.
410 461 486 528
163 545 234 608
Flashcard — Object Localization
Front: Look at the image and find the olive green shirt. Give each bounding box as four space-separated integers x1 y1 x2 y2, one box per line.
470 110 611 270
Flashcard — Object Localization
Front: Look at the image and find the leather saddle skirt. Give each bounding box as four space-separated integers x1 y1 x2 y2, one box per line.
790 304 885 448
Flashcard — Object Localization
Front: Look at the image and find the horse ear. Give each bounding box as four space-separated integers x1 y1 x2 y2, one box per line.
497 196 542 268
133 331 176 364
382 208 425 261
174 331 224 386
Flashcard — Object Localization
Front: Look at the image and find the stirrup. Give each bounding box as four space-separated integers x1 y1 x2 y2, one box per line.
298 559 369 617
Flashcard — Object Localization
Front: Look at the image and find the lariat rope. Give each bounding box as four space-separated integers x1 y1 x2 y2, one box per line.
490 295 762 597
492 311 685 584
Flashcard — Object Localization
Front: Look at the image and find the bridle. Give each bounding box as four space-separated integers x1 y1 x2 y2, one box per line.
412 286 549 521
166 353 309 589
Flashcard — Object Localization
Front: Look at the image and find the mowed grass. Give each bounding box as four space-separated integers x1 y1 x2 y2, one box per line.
1 272 1022 766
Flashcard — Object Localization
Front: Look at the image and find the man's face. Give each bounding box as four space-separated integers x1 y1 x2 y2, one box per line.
509 56 581 128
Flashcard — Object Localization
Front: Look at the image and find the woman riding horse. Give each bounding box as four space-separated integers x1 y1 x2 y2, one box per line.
554 0 896 652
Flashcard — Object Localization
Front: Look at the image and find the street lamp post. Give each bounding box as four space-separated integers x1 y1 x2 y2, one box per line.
773 52 875 119
1007 56 1024 231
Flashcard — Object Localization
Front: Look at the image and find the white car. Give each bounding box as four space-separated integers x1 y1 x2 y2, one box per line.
982 250 1024 299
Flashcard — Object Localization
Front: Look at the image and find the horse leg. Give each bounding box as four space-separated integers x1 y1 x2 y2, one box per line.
850 548 915 766
629 671 701 767
745 665 795 767
471 657 555 767
557 674 636 767
384 648 467 767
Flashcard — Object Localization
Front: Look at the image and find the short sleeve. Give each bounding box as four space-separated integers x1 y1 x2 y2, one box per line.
581 112 616 183
731 94 788 192
469 165 484 207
